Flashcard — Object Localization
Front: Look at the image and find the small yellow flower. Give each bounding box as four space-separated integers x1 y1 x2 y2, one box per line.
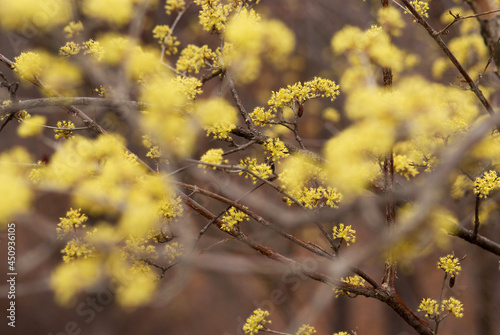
405 1 430 20
57 208 88 237
296 324 316 335
418 298 439 318
61 239 94 263
199 148 226 168
437 254 462 277
221 206 249 232
59 42 81 58
335 275 365 297
264 138 289 162
441 297 464 318
332 223 356 246
164 241 184 264
82 39 104 61
242 308 271 335
54 120 75 140
165 0 186 14
474 170 500 198
152 25 180 55
17 115 46 138
63 21 84 38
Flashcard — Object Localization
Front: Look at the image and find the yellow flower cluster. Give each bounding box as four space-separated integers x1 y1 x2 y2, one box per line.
251 77 339 125
377 6 405 36
437 254 462 277
268 77 340 109
63 21 84 38
418 298 439 318
239 157 273 183
142 135 162 159
13 51 82 94
332 223 356 246
296 324 316 335
286 186 342 209
82 39 104 61
195 0 232 32
152 25 180 55
223 8 294 83
59 42 81 58
250 107 275 127
54 120 75 140
406 1 430 20
418 297 464 319
335 275 365 297
57 208 88 237
242 308 271 335
158 196 183 220
82 0 134 26
394 154 419 180
474 170 500 198
61 239 94 263
176 45 216 73
17 115 46 138
174 76 203 100
221 206 249 232
195 97 237 140
263 138 289 162
200 148 226 168
13 52 42 81
0 0 72 31
165 0 186 14
442 297 464 318
164 241 184 264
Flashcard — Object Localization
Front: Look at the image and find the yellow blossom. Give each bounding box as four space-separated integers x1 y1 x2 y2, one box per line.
13 52 42 81
165 0 186 14
61 239 94 263
57 208 88 237
17 115 46 137
239 158 273 183
335 275 365 297
83 39 104 61
296 324 316 335
332 223 356 246
195 0 232 32
441 297 464 318
437 254 462 277
82 0 134 25
474 170 500 198
59 42 81 58
418 298 439 318
242 309 271 335
54 120 75 140
264 138 289 162
200 148 226 168
221 206 249 232
164 241 184 263
63 21 84 38
176 45 215 73
152 25 180 55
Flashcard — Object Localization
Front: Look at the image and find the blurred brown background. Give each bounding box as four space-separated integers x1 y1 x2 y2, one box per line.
0 1 499 335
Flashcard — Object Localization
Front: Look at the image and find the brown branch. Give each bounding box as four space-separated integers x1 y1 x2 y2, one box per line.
180 191 432 334
449 224 500 255
0 53 107 134
399 0 495 116
0 97 148 115
177 181 333 259
225 71 256 130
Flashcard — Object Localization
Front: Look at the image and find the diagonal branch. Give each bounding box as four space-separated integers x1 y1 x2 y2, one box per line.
399 0 494 116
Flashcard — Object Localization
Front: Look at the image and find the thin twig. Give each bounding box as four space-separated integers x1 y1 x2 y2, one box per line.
399 0 495 116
